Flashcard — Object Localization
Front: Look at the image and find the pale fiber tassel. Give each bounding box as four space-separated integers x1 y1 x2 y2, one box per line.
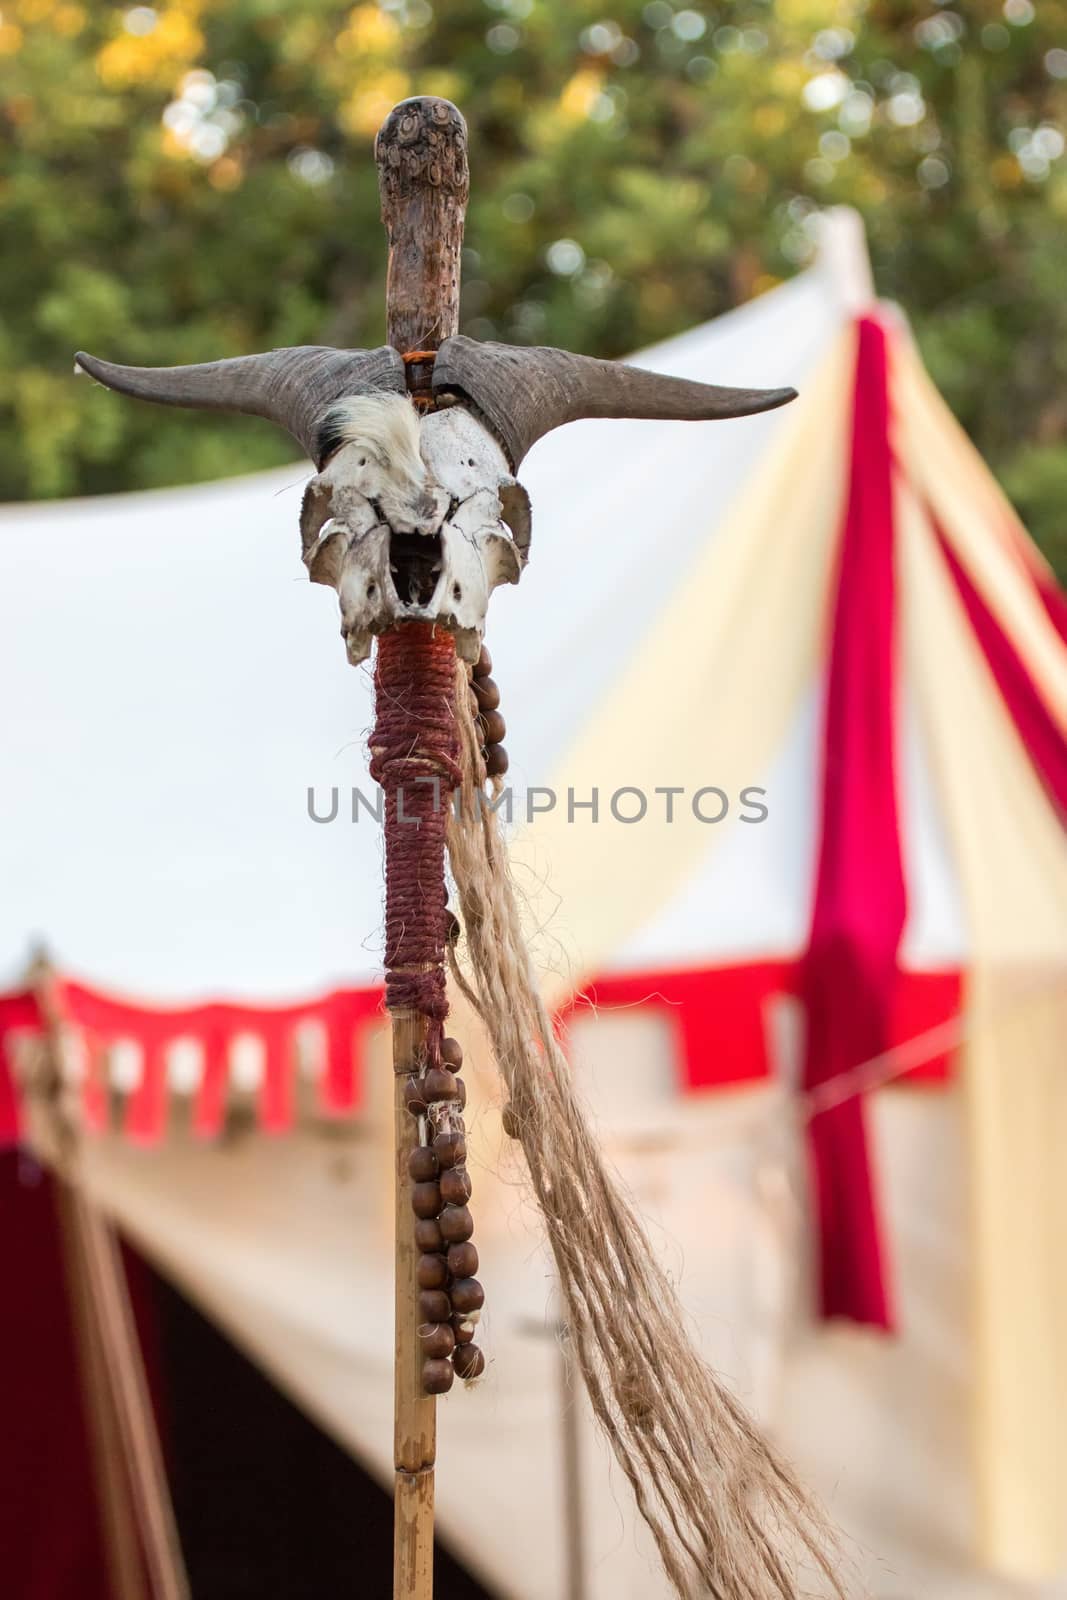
325 392 425 486
447 662 848 1600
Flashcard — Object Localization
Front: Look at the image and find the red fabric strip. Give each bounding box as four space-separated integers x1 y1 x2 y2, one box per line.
321 990 382 1114
259 1023 294 1134
0 1045 24 1145
886 969 961 1083
0 992 39 1145
799 314 905 1329
936 524 1067 821
569 962 959 1091
1034 570 1067 650
192 1027 230 1139
2 958 958 1155
567 962 789 1091
998 513 1067 650
59 980 383 1132
124 1035 169 1145
323 1018 355 1113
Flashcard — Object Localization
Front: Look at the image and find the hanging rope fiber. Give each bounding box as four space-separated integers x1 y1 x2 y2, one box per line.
446 658 848 1600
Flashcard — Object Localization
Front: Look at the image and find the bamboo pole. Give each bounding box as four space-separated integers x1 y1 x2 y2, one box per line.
391 1016 437 1598
374 97 469 1600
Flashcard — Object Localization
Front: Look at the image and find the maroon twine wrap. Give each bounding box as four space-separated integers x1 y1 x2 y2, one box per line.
369 624 461 1061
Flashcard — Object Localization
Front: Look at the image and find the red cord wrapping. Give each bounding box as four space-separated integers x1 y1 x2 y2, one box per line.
369 624 461 1057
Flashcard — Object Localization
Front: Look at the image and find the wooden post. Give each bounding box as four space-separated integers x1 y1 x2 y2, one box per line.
374 97 469 1600
376 97 468 357
519 1315 587 1600
559 1326 588 1600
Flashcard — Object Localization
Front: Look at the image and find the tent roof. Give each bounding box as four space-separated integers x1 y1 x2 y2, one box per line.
0 211 965 1001
2 210 1063 1005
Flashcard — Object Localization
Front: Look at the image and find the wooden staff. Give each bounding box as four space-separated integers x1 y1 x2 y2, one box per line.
374 97 469 1600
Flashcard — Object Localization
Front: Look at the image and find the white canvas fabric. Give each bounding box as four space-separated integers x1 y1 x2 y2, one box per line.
1 217 953 1000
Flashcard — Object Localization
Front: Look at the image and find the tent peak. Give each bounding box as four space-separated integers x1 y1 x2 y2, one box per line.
814 207 875 317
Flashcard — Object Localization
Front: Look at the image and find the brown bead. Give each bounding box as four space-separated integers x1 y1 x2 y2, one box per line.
433 1130 467 1168
485 744 508 778
440 1167 472 1207
420 1321 456 1360
452 1316 476 1345
447 1241 478 1278
478 709 506 746
422 1358 454 1395
450 1277 485 1315
439 1204 474 1244
403 1075 426 1114
455 1075 467 1111
408 1146 439 1183
440 1037 464 1069
417 1253 448 1291
473 644 492 678
423 1066 459 1102
414 1218 444 1253
501 1102 521 1139
411 1181 443 1220
472 676 501 713
419 1288 451 1323
453 1343 486 1381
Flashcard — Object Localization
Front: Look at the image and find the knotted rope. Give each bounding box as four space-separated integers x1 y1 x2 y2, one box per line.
370 622 485 1394
369 623 461 1044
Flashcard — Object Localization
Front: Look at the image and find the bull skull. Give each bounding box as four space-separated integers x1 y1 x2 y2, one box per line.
74 337 795 662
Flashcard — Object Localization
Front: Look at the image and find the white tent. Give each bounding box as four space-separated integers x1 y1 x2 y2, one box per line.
4 210 1067 1597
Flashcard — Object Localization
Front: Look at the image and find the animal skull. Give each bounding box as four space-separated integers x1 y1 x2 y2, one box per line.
74 337 795 662
299 396 529 663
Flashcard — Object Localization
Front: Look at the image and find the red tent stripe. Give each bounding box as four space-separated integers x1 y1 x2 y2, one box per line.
1034 570 1067 650
936 522 1067 822
800 313 904 1330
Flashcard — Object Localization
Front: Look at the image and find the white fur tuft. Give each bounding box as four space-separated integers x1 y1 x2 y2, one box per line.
327 392 425 488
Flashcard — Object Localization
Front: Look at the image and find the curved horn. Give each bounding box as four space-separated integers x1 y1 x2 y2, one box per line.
433 336 797 468
74 346 407 464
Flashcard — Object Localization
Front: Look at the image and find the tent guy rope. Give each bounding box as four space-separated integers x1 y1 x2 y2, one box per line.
74 95 842 1600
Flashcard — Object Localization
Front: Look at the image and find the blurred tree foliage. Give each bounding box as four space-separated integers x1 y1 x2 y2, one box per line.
1 0 1065 575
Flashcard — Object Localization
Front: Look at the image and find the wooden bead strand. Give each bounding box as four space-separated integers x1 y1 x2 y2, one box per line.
471 644 508 780
406 1032 486 1391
